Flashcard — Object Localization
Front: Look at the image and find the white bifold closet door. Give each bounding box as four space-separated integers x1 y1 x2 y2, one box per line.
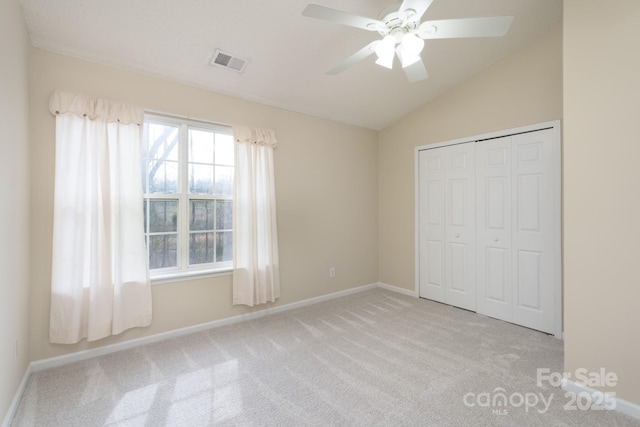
418 143 476 311
418 125 560 335
476 129 558 334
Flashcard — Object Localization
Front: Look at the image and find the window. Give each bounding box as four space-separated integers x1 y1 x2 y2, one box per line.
141 115 234 278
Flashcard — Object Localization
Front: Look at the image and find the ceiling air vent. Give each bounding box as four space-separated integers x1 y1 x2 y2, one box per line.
209 49 248 73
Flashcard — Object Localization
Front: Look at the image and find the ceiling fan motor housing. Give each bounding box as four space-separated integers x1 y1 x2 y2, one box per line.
369 9 421 42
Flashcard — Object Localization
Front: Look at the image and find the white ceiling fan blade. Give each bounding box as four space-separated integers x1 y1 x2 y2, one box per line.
418 16 514 39
302 4 383 31
399 0 435 21
403 57 429 83
327 41 379 75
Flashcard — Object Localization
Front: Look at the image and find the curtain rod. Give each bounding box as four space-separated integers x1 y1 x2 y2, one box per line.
144 108 232 128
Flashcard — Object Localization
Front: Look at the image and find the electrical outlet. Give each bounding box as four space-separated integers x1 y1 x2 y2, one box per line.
329 267 336 278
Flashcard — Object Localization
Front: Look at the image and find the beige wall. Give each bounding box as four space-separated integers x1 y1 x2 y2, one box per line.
0 0 31 420
378 24 563 291
29 49 378 361
564 1 640 406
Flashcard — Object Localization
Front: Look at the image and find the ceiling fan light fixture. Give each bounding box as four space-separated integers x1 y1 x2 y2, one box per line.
375 54 394 69
401 33 425 56
375 35 396 69
395 44 420 69
397 33 424 68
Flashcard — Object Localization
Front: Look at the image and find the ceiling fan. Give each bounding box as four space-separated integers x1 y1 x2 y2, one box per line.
302 0 514 82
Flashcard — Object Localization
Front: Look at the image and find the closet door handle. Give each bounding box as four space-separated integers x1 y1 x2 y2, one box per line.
455 233 460 238
493 237 499 242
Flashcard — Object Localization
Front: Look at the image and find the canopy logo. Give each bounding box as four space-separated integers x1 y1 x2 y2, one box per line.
463 388 553 415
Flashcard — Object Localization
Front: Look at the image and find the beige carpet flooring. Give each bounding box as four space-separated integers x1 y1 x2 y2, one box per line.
11 289 640 426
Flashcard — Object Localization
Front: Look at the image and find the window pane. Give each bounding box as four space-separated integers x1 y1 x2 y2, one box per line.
190 200 215 231
146 123 179 161
189 129 214 163
216 200 232 230
149 160 178 193
214 166 233 196
189 164 214 194
148 234 178 269
215 134 234 166
190 232 215 265
216 231 232 262
149 200 178 232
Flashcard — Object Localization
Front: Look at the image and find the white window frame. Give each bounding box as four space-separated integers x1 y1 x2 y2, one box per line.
142 113 233 283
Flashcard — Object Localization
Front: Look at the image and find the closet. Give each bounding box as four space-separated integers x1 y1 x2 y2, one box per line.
416 122 561 337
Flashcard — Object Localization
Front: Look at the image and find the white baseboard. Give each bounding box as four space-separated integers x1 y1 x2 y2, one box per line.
562 379 640 421
31 282 380 372
1 364 31 427
377 282 419 297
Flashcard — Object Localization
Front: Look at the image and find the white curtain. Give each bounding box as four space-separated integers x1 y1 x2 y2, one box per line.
232 126 280 306
49 91 152 344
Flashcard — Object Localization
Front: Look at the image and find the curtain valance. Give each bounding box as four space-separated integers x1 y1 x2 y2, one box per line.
234 126 277 148
48 90 143 126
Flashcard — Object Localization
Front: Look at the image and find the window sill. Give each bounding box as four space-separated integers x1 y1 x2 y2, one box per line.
150 268 232 285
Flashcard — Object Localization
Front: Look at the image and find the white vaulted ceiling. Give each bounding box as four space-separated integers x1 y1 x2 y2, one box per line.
20 0 562 130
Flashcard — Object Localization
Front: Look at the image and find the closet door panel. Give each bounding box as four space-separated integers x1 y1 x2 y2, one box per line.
419 149 446 303
511 129 556 334
444 144 476 311
476 138 512 321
